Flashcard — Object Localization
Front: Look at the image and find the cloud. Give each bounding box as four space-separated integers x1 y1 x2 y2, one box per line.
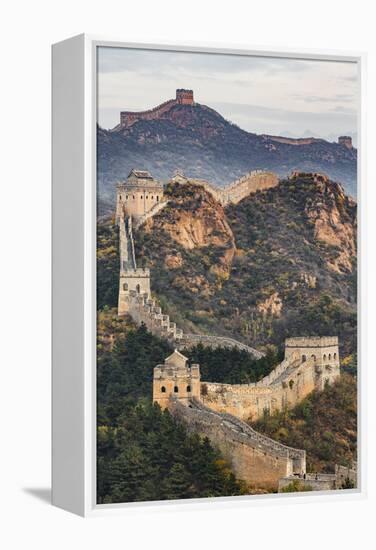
97 46 359 137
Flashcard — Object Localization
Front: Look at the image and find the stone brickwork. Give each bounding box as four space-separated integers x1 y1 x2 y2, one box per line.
335 463 357 488
116 193 263 357
278 473 337 492
279 462 357 492
202 337 340 421
172 170 278 206
178 334 264 359
116 169 164 221
168 397 306 490
153 350 200 409
120 89 194 129
285 336 340 389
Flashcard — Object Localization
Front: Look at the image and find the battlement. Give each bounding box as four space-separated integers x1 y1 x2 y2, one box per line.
285 336 338 348
176 89 194 104
169 397 306 490
289 171 330 183
116 169 164 221
120 267 150 277
171 170 279 206
178 334 264 359
338 135 353 149
153 350 201 409
120 89 194 129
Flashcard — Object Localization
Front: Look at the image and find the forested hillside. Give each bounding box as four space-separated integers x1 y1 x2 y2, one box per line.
251 374 357 473
97 314 251 502
132 174 356 359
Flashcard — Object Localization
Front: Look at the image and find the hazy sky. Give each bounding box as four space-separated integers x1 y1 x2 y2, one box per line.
97 47 359 142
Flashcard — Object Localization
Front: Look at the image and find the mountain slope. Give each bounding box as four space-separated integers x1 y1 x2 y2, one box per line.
133 174 356 357
97 102 357 203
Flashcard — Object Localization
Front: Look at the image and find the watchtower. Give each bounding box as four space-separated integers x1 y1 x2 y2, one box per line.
153 350 200 410
116 169 164 222
338 136 353 149
284 336 340 388
176 89 194 105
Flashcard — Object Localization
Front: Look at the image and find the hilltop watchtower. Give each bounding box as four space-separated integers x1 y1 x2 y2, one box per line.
176 89 194 105
338 136 353 149
116 169 164 222
153 350 200 410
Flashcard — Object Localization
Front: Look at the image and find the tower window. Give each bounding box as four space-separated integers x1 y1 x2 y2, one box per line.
157 196 159 202
136 284 141 293
174 386 179 393
302 355 306 362
126 195 128 200
133 195 135 199
151 196 154 200
328 353 331 360
161 386 166 393
123 283 128 291
323 354 327 361
186 385 191 393
311 354 316 361
146 196 148 199
334 353 337 359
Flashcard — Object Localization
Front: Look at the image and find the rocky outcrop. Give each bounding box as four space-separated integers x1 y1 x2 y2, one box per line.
302 173 357 273
145 182 236 276
257 291 283 317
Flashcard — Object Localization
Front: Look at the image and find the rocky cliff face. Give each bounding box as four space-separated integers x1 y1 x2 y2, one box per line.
143 182 235 282
300 173 356 273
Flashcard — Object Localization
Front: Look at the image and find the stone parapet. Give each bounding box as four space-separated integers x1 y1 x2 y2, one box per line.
179 334 264 359
172 170 278 206
169 397 305 489
285 336 338 348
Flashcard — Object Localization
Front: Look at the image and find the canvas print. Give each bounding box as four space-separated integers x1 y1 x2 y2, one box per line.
96 46 358 504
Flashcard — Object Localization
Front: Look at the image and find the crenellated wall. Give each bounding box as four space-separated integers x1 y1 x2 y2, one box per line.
171 170 279 206
201 354 319 421
201 337 340 421
120 89 194 129
169 397 306 490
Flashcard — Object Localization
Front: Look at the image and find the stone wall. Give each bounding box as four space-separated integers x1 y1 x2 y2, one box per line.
201 354 320 421
125 290 184 342
120 89 194 129
171 170 279 206
169 398 306 490
116 181 164 220
285 336 340 389
153 350 200 409
178 334 264 359
278 474 337 492
335 463 357 488
133 200 169 229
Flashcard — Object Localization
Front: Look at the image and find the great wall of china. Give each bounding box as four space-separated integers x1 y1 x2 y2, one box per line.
114 168 348 491
171 170 279 206
116 89 195 130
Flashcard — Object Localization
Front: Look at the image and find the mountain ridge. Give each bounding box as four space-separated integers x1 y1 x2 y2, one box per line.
97 98 357 202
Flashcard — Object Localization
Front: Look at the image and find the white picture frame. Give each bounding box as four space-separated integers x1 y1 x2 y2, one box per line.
52 34 366 517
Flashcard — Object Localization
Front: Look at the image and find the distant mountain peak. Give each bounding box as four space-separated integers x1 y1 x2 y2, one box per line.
98 91 357 201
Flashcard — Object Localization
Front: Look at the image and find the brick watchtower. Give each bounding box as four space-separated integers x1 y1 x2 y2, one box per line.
338 136 353 149
176 89 194 105
153 350 200 410
284 336 340 389
116 169 164 222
